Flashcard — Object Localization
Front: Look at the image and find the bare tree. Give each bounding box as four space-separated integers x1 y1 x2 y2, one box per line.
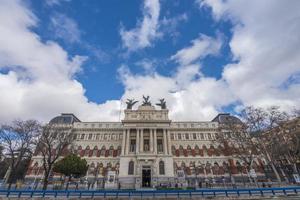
0 120 41 189
215 115 257 183
35 124 75 190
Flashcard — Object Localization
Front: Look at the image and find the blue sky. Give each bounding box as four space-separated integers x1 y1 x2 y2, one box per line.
0 0 299 122
31 0 232 103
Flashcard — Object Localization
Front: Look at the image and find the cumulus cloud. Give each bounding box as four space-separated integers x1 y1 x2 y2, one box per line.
171 34 222 66
118 65 234 121
120 0 161 51
200 0 300 111
0 0 119 123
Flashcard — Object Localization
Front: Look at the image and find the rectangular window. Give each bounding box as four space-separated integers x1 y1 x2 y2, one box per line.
185 133 189 140
144 139 150 151
130 139 136 152
178 134 182 140
96 134 100 140
81 134 85 140
208 133 212 140
193 133 197 140
171 134 174 140
88 134 93 140
157 139 163 153
200 133 204 140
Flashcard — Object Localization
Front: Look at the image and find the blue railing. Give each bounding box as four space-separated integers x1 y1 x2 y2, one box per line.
0 187 300 198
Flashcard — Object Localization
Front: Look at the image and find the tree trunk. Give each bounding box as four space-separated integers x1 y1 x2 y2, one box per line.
42 170 50 190
270 162 282 183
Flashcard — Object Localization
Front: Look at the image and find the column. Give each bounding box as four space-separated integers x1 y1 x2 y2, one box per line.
150 129 153 152
163 129 168 155
154 129 157 154
140 129 144 152
121 129 126 155
136 129 139 154
126 129 130 154
167 130 172 155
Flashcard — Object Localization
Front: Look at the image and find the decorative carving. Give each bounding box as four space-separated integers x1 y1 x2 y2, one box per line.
156 98 167 109
142 95 151 106
126 99 138 109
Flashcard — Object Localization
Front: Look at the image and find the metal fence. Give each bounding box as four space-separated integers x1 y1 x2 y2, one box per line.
0 187 300 198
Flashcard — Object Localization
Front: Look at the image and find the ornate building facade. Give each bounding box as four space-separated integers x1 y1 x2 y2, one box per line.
25 98 267 189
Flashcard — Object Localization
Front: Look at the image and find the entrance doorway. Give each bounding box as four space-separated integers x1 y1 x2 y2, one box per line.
142 167 151 187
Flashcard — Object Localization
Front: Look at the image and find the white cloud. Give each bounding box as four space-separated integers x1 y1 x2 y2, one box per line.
120 0 161 51
118 62 234 121
200 0 300 111
171 34 222 65
0 0 119 123
50 13 81 44
45 0 71 6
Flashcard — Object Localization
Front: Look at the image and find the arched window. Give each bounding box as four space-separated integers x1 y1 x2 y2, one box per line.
179 146 184 156
93 146 98 157
128 161 134 175
187 145 192 156
100 146 106 156
109 146 114 157
171 146 176 155
117 146 121 156
159 161 165 175
195 145 200 156
85 146 90 157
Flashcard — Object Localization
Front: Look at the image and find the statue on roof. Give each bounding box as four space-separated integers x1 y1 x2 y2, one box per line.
125 99 138 109
156 98 167 109
142 95 151 106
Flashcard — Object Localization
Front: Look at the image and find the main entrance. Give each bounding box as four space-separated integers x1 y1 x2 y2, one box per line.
142 167 151 187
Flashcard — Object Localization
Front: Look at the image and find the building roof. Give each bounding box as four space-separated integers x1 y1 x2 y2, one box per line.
211 113 242 124
49 113 81 124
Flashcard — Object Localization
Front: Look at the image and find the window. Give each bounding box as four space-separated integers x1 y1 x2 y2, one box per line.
157 139 163 153
88 134 93 140
200 133 204 140
130 139 136 152
208 133 212 140
96 134 100 140
100 146 106 156
178 134 182 140
109 146 114 156
193 133 197 140
171 134 174 140
159 161 165 175
144 139 149 151
128 161 134 175
185 133 189 140
81 134 85 140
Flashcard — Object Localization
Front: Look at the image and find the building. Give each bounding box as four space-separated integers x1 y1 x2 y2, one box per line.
25 98 267 189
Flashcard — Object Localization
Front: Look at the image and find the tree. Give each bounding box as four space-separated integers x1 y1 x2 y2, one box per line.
0 120 41 189
35 124 75 190
215 114 257 183
53 154 88 189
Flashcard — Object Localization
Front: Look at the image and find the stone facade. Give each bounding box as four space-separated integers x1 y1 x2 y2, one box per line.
26 105 266 189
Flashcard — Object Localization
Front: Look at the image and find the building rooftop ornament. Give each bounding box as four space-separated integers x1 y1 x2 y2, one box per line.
156 98 167 109
125 99 138 109
142 95 151 106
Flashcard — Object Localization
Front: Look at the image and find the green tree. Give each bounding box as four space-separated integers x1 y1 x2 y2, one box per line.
53 154 88 189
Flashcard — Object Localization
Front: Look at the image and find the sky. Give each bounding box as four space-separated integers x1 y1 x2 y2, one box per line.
0 0 300 123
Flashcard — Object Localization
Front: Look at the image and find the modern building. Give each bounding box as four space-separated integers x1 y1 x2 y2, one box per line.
25 98 267 189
